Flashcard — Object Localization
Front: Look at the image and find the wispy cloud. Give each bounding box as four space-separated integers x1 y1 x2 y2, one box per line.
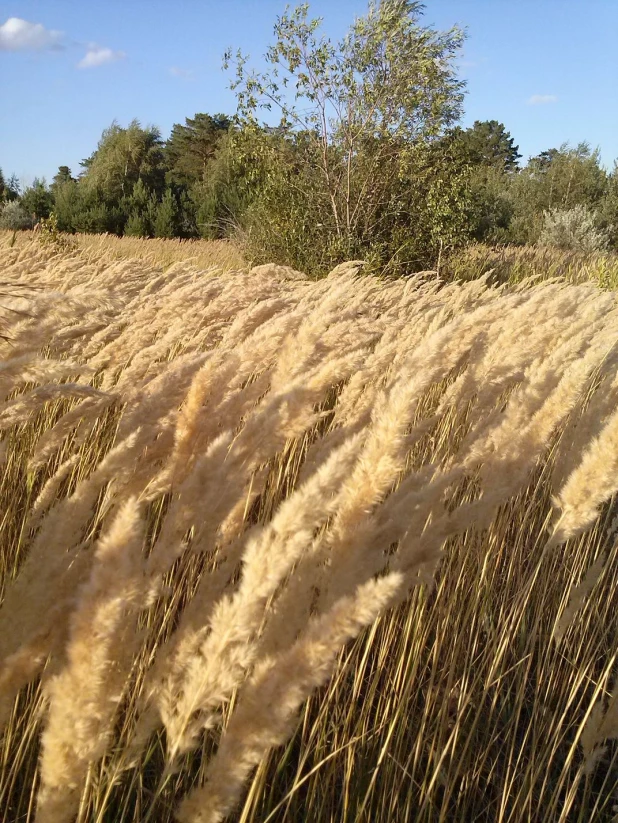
0 17 64 51
527 94 558 106
78 44 125 69
170 66 195 80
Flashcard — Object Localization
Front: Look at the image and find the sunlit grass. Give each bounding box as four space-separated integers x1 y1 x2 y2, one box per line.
2 234 618 821
444 243 618 289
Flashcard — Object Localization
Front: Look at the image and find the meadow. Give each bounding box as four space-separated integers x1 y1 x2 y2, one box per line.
72 233 245 274
2 230 618 822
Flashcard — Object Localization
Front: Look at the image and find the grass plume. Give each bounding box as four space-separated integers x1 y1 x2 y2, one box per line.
2 231 618 821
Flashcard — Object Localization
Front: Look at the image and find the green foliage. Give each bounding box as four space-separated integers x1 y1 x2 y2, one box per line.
130 177 151 212
73 200 126 235
224 0 468 274
449 120 521 172
507 143 608 244
124 212 150 237
42 116 238 240
165 113 231 187
21 178 54 220
597 162 618 249
189 130 256 239
539 205 609 253
153 189 180 238
37 213 78 251
0 173 20 203
80 119 166 203
122 178 157 237
0 200 33 230
51 166 75 190
51 179 82 232
463 165 514 243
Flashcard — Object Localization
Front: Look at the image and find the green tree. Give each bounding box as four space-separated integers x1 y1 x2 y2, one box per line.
51 165 74 189
189 129 256 239
69 120 168 235
153 188 180 237
438 121 519 242
464 165 514 243
21 178 54 220
124 212 150 237
598 161 618 249
1 173 21 202
508 143 608 244
52 177 82 232
165 113 231 187
449 120 521 172
81 120 166 204
72 196 126 235
224 0 467 274
49 166 77 230
122 177 155 236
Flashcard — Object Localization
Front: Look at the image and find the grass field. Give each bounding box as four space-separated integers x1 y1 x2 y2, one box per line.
2 231 618 822
73 232 246 272
5 229 245 272
443 243 618 289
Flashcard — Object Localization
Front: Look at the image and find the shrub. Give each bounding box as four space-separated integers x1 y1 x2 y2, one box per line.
0 200 33 230
37 213 77 252
539 204 609 252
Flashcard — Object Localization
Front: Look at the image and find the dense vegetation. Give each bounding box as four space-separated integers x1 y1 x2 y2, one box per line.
2 0 617 277
4 233 618 823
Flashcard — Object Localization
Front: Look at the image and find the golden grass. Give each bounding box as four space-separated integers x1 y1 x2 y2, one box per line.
5 228 245 272
444 242 618 289
76 232 245 270
2 234 618 822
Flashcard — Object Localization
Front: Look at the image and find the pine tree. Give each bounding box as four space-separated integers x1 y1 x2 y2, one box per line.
153 188 179 237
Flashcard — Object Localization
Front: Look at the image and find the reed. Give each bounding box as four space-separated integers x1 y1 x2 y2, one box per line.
2 231 618 822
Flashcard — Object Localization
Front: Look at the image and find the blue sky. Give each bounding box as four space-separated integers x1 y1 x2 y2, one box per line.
1 1 617 186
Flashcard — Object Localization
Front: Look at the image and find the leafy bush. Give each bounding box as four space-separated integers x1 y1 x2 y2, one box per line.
539 205 609 252
37 213 77 251
0 201 33 230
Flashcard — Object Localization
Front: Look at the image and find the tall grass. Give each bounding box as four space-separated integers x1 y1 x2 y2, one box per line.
2 232 618 821
444 243 618 289
43 231 243 272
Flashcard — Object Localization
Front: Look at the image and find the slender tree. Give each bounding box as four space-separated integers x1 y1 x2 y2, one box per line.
224 0 468 273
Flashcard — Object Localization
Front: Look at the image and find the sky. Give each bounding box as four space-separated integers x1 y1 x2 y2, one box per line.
1 0 617 186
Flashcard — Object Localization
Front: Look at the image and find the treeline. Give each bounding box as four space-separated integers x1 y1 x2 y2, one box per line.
2 1 618 275
0 114 235 240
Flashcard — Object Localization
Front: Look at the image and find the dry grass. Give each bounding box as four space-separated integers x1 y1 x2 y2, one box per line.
7 229 245 272
76 232 245 271
444 243 618 289
2 232 618 822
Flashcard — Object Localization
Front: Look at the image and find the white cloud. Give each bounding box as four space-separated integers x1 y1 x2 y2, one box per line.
170 66 194 80
0 17 64 51
78 44 125 69
527 94 558 106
